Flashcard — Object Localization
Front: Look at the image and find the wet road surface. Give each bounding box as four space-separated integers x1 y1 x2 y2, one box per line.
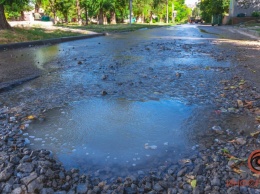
0 24 258 179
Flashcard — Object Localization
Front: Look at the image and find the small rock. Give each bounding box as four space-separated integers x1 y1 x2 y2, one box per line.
98 181 105 188
76 183 88 194
124 187 136 194
168 188 178 194
10 156 20 165
193 164 204 175
27 179 43 193
176 72 181 78
153 183 163 192
227 160 237 168
235 137 246 145
17 163 34 173
9 117 16 122
40 188 55 194
211 177 221 186
11 187 23 194
204 185 211 191
101 90 108 96
2 183 12 193
144 182 152 191
177 168 187 177
183 184 192 191
0 166 14 182
102 75 108 80
212 126 223 134
21 172 38 185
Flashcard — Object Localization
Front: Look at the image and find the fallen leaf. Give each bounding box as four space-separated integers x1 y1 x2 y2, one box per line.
232 167 244 174
237 100 243 108
223 153 240 160
20 125 26 130
239 80 246 85
220 94 226 97
254 108 260 115
191 180 197 188
252 174 260 178
250 131 260 137
221 148 229 154
27 115 35 120
244 100 253 109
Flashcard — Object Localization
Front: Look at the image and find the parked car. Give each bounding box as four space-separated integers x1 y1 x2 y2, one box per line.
189 17 195 23
195 18 203 23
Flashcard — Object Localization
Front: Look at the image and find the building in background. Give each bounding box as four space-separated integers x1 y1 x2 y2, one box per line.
229 0 255 17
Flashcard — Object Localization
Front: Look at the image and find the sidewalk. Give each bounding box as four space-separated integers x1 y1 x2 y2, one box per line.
217 25 260 41
232 25 260 40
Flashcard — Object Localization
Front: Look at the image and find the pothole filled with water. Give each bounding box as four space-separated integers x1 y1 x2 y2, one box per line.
25 98 198 177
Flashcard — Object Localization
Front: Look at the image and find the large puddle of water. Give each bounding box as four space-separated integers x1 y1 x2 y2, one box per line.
26 98 197 176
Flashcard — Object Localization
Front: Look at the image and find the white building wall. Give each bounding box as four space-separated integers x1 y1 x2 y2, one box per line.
229 0 257 17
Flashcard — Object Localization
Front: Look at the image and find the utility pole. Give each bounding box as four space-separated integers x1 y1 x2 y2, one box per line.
166 0 168 24
129 0 132 24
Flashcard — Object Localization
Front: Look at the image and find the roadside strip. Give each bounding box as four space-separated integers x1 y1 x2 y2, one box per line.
0 33 106 51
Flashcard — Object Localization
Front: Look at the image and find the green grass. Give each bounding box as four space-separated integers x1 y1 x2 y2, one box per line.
0 23 172 44
0 27 83 44
56 23 173 33
240 21 260 27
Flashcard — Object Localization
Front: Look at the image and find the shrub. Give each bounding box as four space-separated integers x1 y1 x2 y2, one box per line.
252 12 260 17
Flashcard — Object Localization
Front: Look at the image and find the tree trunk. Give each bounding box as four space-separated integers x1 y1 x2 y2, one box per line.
166 0 168 24
160 18 163 23
53 12 57 24
110 10 116 24
20 11 25 21
0 4 11 30
35 3 40 13
85 6 88 25
149 11 153 24
98 9 104 25
65 13 68 24
103 14 107 25
76 0 82 25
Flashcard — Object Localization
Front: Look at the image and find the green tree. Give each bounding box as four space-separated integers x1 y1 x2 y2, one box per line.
192 5 200 17
199 0 229 23
0 0 29 30
80 0 93 25
39 0 58 24
55 0 74 23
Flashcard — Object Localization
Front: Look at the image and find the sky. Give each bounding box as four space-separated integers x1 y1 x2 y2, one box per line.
185 0 198 5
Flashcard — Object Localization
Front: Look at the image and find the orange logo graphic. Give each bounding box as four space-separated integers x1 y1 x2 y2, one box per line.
248 150 260 174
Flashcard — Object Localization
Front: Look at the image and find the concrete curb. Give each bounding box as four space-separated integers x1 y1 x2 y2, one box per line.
0 75 40 91
0 33 106 51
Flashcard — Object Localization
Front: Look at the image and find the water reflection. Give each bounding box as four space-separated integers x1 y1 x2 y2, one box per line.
27 98 194 173
34 45 60 69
